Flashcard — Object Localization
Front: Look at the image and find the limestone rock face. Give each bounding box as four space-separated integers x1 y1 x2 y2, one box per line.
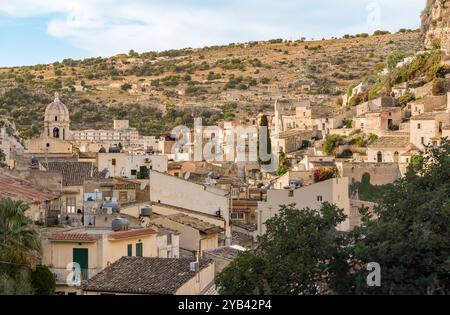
422 0 450 52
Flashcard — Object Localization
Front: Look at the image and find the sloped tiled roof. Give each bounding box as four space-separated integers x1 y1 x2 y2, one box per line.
0 174 58 203
368 136 410 149
166 213 224 234
43 162 104 186
82 257 213 295
49 233 97 242
108 228 157 240
410 112 441 120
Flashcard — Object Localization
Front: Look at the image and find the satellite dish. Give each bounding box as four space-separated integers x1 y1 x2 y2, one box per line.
140 217 151 228
184 172 191 180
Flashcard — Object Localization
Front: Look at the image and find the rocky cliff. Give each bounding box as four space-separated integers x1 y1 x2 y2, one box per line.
422 0 450 52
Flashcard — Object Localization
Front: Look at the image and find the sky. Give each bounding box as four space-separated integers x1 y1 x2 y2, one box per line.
0 0 426 67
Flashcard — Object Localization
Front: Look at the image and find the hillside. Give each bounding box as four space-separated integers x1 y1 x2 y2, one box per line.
422 0 450 51
0 31 423 138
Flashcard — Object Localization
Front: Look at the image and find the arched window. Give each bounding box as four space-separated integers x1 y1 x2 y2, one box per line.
53 127 60 139
377 151 383 163
394 152 399 163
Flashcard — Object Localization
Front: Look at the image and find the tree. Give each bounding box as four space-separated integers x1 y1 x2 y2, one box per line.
275 150 289 176
0 199 40 266
0 198 41 295
346 141 450 295
120 83 132 91
128 49 139 58
0 148 5 162
322 134 344 155
31 265 55 295
216 203 348 295
258 115 272 165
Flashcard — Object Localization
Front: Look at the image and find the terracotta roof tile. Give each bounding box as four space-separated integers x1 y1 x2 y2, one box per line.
49 233 97 242
368 136 410 149
0 175 58 203
82 257 213 295
108 228 157 240
167 213 224 234
43 162 104 186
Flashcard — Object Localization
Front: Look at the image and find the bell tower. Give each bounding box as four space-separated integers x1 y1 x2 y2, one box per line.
44 92 70 140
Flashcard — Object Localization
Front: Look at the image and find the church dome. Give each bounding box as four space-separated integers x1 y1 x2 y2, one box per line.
44 92 70 123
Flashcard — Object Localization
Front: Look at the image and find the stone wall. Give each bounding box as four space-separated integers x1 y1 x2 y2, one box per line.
337 162 402 186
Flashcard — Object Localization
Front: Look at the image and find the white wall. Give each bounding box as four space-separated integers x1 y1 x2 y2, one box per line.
150 171 231 240
97 153 168 178
257 178 350 236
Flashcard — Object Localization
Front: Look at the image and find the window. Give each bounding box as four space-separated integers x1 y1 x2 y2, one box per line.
377 151 383 163
119 191 128 202
55 116 58 122
231 212 245 220
417 123 421 130
421 137 425 145
112 159 116 166
317 196 323 202
66 197 76 213
167 233 172 246
127 244 132 256
136 243 143 257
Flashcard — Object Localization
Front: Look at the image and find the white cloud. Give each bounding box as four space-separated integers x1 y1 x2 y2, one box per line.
0 0 425 57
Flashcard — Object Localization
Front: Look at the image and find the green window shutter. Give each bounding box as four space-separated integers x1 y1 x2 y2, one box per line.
127 244 132 256
73 248 89 280
136 243 143 257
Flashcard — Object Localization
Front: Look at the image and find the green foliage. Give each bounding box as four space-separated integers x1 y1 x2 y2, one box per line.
120 83 132 91
367 133 379 144
0 198 41 295
31 265 56 295
0 270 34 295
343 119 353 129
373 30 391 36
348 92 368 107
351 173 391 203
323 134 344 155
398 92 415 107
215 252 267 295
387 50 409 70
275 150 289 176
219 142 450 295
216 203 348 295
0 148 5 162
258 115 271 165
346 85 355 98
350 136 366 147
348 141 450 294
0 198 40 266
